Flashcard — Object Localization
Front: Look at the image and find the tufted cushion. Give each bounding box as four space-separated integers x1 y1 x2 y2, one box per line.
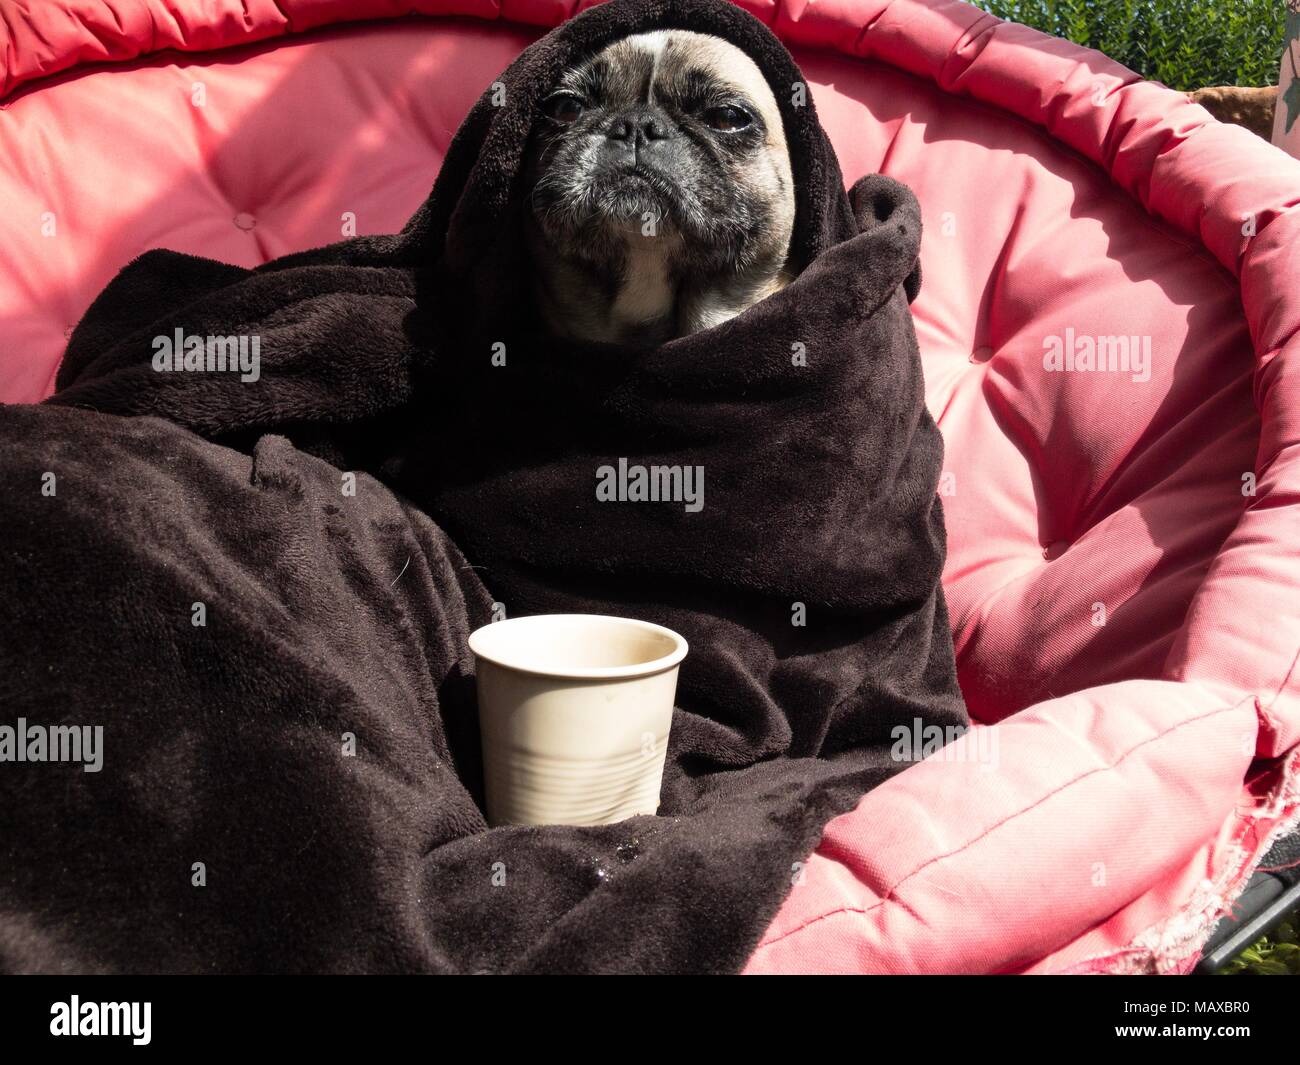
2 0 1298 974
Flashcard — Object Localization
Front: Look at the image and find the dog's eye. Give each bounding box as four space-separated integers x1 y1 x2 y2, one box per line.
702 105 753 132
542 93 586 124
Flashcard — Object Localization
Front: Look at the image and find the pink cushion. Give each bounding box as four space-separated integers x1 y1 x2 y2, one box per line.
2 0 1298 974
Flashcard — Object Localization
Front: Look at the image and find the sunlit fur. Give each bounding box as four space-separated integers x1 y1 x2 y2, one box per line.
524 31 795 345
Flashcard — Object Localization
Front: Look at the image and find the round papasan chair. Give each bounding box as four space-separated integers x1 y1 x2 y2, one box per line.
2 0 1298 975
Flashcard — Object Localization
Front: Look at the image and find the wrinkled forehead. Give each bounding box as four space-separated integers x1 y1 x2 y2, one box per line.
556 30 782 121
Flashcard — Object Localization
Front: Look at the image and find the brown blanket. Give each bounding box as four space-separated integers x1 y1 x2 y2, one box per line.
0 0 967 974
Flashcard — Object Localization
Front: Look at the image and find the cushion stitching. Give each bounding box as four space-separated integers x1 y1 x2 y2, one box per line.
752 698 1247 954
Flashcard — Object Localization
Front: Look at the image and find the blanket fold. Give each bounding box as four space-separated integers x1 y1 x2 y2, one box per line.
2 0 966 974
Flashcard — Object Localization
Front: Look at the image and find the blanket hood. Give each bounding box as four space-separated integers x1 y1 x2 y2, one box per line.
396 0 859 330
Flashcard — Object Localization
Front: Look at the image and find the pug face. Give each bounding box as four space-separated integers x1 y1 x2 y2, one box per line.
523 30 795 344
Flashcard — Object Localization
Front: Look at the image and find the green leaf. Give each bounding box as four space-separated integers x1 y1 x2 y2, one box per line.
973 0 1288 90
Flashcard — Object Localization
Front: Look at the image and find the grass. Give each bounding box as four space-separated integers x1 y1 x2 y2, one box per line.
1221 914 1300 976
973 1 1287 90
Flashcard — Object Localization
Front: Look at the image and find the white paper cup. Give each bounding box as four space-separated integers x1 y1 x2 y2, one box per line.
467 614 688 827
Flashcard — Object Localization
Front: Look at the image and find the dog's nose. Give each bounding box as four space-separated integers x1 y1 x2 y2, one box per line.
606 108 671 143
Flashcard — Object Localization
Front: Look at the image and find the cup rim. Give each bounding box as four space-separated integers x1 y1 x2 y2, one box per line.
467 613 689 680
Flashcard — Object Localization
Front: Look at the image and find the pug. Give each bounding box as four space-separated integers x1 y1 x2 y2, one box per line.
524 30 796 345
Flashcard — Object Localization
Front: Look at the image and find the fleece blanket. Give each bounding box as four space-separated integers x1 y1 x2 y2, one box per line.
0 0 966 974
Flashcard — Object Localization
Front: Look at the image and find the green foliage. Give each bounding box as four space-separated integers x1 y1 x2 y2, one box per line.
1220 915 1300 976
974 0 1287 89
